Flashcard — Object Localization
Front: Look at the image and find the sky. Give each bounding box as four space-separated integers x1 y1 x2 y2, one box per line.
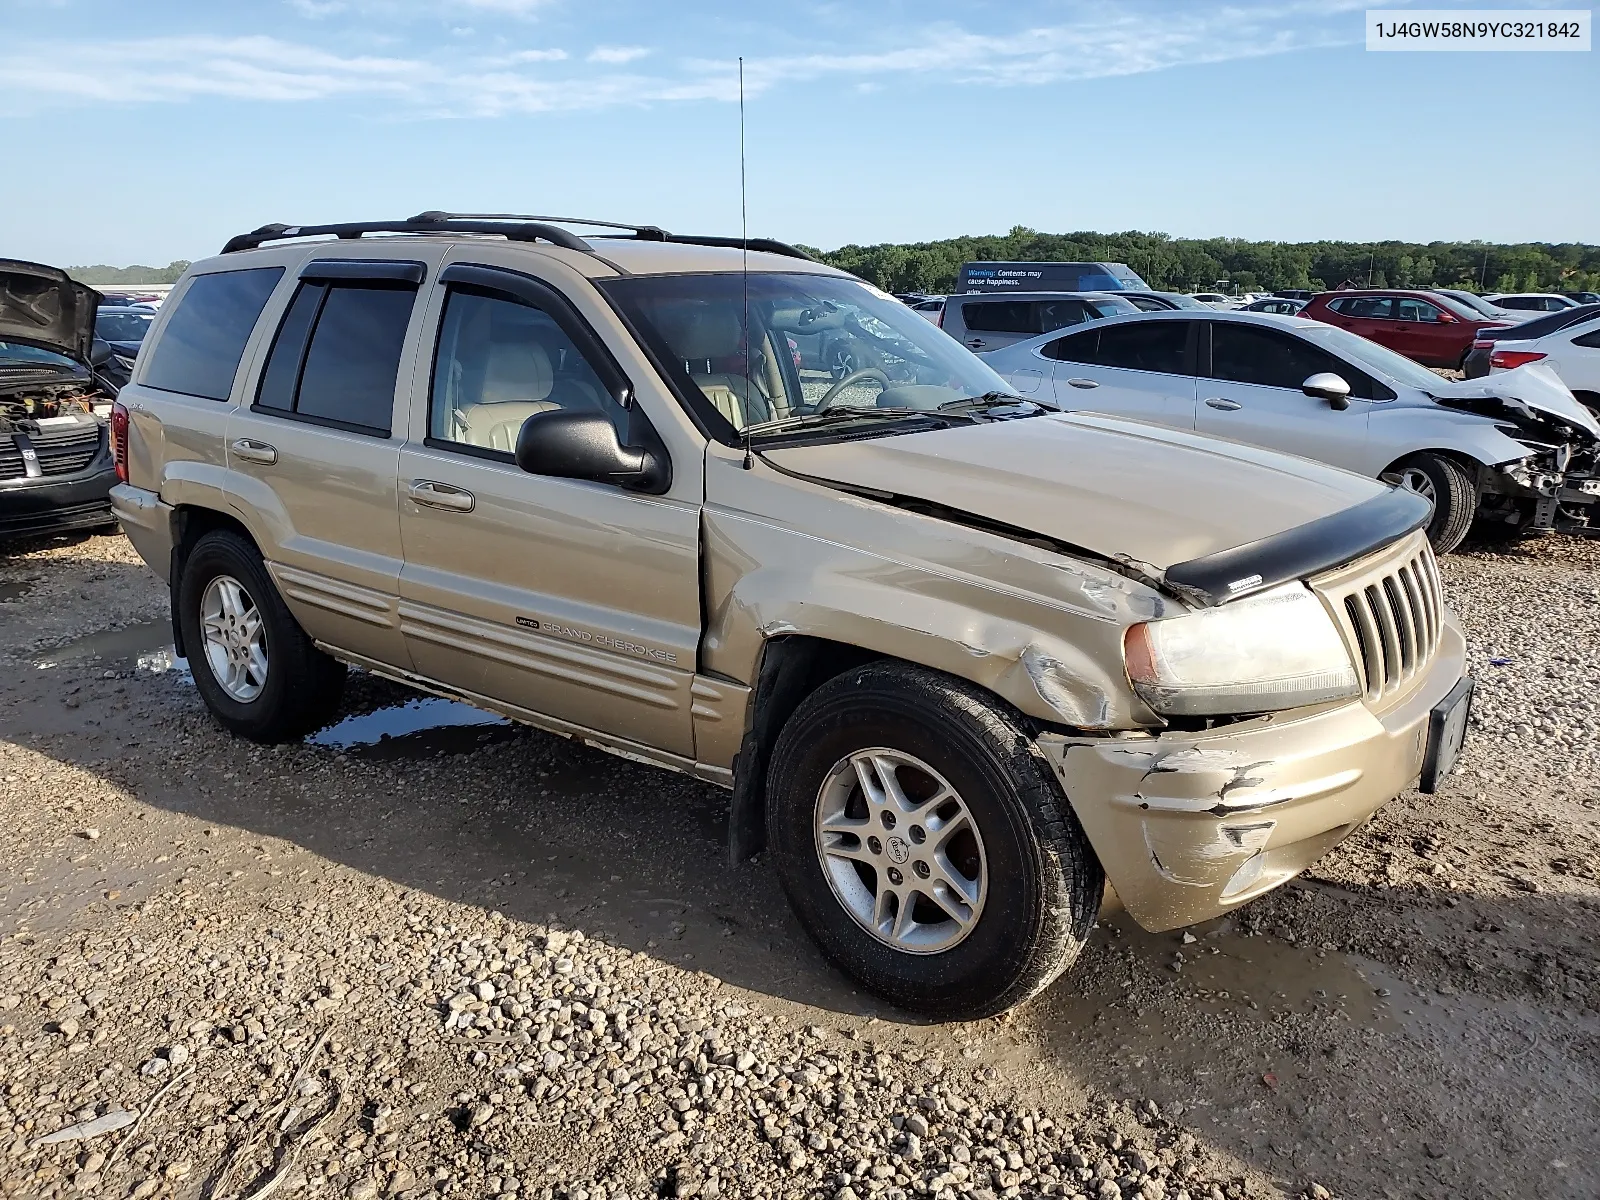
1 0 1596 266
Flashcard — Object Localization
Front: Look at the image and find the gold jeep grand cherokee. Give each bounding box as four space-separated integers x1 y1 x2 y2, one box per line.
109 213 1473 1019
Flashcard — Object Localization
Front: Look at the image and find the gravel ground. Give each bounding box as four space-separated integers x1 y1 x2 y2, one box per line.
0 530 1596 1200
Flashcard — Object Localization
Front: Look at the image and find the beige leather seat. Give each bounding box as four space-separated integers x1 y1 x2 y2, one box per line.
452 339 561 452
655 306 774 429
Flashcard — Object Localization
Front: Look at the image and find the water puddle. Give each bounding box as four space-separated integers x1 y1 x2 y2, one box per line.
308 696 516 760
0 578 37 603
33 619 188 677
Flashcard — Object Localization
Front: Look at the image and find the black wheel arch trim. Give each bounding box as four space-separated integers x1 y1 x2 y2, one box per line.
1164 486 1433 607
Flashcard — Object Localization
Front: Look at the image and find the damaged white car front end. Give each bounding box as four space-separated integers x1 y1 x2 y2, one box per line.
1432 363 1600 537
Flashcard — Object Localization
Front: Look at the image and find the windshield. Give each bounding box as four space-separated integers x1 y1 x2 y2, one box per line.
1439 290 1500 317
0 342 78 369
603 272 1010 437
1294 323 1449 391
95 310 155 342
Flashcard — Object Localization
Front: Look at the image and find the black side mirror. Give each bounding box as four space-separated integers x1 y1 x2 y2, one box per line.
1302 371 1352 410
90 338 113 367
514 410 669 493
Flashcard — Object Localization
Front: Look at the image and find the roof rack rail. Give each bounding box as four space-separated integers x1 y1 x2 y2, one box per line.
408 212 815 261
220 218 594 255
221 213 815 263
409 211 670 238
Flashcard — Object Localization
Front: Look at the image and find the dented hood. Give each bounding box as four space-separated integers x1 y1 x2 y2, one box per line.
0 260 100 367
1429 362 1600 440
761 412 1387 571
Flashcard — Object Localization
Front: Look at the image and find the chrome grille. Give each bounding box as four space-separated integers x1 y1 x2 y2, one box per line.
1314 533 1444 705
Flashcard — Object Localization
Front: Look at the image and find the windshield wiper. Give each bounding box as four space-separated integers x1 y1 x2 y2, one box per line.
742 405 978 438
938 391 1058 414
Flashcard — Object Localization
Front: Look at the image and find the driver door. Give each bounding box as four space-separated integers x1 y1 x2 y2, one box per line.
1194 321 1372 470
396 261 701 757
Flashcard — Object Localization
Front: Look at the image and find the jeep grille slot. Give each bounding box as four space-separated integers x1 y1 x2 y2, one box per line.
1323 536 1442 704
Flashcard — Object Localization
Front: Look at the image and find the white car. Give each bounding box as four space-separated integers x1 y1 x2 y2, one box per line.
1433 289 1528 325
1487 311 1600 411
1483 292 1580 314
982 309 1600 551
906 296 945 323
1188 292 1239 309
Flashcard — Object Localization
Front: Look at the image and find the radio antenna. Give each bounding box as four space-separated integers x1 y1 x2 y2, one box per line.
739 55 754 470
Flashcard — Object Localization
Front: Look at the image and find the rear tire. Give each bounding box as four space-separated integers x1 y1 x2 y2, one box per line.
765 662 1103 1020
1383 453 1477 554
177 530 345 742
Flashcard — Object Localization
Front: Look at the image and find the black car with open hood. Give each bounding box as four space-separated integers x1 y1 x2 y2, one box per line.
0 260 119 540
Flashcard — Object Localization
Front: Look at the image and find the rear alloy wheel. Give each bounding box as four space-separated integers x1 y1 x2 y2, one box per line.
767 662 1103 1020
178 529 346 742
1381 453 1477 554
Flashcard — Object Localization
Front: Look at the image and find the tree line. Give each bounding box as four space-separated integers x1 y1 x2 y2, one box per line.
65 231 1600 297
67 261 193 285
809 228 1600 296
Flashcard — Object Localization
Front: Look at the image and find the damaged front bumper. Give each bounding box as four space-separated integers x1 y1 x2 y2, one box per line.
1037 614 1467 932
1482 447 1600 536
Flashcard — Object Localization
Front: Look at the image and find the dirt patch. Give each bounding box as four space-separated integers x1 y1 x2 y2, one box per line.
0 531 1596 1200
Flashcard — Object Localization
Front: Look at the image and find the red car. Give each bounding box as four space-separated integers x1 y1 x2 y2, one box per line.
1298 289 1512 369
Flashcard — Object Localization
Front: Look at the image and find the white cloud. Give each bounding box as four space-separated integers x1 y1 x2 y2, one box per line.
0 2 1368 117
586 45 651 64
500 48 568 62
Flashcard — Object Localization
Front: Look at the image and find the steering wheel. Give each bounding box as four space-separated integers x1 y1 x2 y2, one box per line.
816 367 892 411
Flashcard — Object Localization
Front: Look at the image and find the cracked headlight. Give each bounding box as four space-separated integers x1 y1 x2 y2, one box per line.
1123 583 1359 717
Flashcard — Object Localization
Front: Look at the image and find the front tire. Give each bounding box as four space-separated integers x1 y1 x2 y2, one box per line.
1383 453 1476 554
765 662 1103 1020
177 530 345 742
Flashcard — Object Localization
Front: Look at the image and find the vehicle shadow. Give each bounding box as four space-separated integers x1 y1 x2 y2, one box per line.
3 638 1597 1200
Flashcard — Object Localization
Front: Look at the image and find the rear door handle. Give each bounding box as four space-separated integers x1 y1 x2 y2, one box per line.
1204 397 1243 411
1064 377 1099 389
408 480 475 512
230 438 277 465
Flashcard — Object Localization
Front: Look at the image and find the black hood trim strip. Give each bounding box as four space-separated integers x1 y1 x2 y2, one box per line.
1164 487 1432 606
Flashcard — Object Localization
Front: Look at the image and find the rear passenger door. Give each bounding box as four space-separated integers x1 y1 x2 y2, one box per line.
1043 319 1197 429
1194 321 1373 470
224 258 432 669
395 262 700 758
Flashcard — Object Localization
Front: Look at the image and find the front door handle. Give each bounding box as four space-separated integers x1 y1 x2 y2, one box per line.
230 438 278 465
1204 397 1243 411
1064 377 1099 389
408 480 475 512
966 339 986 350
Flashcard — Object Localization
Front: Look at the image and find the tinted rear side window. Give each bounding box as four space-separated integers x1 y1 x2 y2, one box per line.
1096 321 1190 374
960 301 1039 334
142 268 283 400
253 281 416 435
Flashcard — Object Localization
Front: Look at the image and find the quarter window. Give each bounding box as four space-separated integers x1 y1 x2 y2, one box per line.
253 280 417 435
429 289 619 456
1040 329 1099 364
1210 323 1371 398
1573 326 1600 348
141 268 283 400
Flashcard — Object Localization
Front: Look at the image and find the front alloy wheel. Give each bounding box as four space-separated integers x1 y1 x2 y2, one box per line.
766 661 1104 1020
200 575 268 702
815 748 987 954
